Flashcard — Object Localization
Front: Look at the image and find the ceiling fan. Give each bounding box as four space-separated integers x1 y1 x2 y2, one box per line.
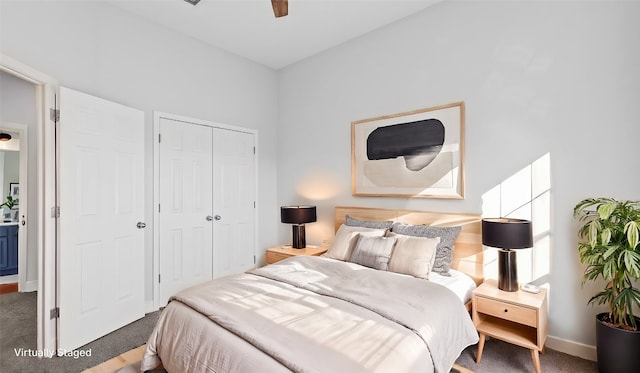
184 0 289 18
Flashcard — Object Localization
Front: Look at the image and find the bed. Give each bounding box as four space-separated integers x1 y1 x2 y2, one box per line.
141 207 484 373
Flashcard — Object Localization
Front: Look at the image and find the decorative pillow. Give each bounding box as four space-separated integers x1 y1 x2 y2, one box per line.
323 224 387 261
349 235 397 270
387 233 440 279
390 222 462 276
345 214 394 230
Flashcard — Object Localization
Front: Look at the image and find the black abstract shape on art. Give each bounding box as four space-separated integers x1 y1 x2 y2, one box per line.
366 119 445 171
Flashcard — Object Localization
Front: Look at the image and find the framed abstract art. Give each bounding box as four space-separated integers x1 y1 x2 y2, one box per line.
351 101 465 199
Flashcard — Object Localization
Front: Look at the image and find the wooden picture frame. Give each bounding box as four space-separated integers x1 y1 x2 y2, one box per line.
351 101 465 199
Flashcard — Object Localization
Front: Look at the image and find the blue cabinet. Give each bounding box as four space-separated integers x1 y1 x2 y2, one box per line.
0 224 18 276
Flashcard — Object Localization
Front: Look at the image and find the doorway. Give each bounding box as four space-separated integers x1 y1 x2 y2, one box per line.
0 122 29 293
0 56 57 354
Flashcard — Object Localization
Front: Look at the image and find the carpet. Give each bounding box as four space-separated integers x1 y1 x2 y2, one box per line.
0 291 159 373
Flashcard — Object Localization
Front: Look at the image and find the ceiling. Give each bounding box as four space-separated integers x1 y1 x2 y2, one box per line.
105 0 444 70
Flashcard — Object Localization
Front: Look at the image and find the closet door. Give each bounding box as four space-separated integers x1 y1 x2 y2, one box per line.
212 128 256 277
156 116 256 305
158 118 213 304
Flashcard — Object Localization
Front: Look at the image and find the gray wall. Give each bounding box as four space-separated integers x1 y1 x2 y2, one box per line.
0 1 280 305
3 151 19 203
0 71 39 286
277 1 640 349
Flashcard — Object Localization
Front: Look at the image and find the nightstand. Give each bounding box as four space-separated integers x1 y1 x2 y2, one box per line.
265 245 328 264
472 279 548 373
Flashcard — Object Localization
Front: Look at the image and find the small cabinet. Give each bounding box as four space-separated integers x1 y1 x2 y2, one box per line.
0 224 19 276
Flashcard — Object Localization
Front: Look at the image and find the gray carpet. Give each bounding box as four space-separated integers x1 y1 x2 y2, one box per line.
455 338 598 373
1 291 599 373
0 291 159 373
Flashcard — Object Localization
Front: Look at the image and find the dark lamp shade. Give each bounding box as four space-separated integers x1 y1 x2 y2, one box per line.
482 218 533 250
281 206 317 225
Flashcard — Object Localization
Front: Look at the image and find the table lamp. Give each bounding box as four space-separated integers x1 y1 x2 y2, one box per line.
281 206 317 249
482 218 533 292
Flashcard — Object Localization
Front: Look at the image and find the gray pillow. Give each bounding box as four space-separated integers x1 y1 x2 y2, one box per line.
345 214 394 229
390 222 462 276
349 235 397 271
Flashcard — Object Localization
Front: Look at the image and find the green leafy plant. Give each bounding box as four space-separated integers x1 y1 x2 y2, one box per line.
0 195 15 210
574 198 640 330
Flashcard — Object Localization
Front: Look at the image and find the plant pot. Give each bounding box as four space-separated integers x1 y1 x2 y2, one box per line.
596 312 640 373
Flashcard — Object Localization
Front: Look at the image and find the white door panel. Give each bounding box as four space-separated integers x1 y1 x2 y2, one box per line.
58 87 145 352
213 129 255 276
158 118 213 304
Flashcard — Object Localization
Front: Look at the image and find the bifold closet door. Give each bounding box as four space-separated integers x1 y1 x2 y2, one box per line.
158 118 213 304
212 128 256 277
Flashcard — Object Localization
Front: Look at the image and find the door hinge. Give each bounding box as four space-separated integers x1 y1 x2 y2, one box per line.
253 146 255 154
50 108 60 122
158 274 161 283
158 204 161 213
51 206 60 218
50 307 59 319
158 134 161 143
253 201 256 208
254 255 256 265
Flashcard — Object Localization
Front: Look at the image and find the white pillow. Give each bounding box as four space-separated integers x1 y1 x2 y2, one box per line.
323 224 387 261
388 233 441 279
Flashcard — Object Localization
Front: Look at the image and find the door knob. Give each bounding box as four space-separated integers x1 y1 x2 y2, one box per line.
206 215 213 221
206 215 222 221
137 222 147 229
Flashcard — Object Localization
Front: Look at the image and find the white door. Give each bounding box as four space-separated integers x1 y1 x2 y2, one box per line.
58 87 145 352
158 118 213 304
212 129 256 276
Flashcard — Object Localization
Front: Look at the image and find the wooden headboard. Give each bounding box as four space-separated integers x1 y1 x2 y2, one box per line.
335 206 483 285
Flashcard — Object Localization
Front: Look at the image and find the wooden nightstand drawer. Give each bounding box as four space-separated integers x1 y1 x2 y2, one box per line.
475 296 537 327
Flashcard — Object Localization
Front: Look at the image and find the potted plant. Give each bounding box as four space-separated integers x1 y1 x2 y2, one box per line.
574 198 640 373
0 195 16 210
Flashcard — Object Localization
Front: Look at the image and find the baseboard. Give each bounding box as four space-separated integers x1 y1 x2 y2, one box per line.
23 279 38 292
145 300 157 314
0 274 18 284
546 335 597 362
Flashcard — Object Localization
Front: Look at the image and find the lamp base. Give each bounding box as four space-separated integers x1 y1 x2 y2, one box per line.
498 249 518 292
291 225 306 249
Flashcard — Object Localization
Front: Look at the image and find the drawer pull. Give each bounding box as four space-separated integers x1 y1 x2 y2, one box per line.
504 309 508 313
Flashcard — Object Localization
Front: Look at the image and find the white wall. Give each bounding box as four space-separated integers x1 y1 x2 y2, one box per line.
278 0 640 352
0 1 280 305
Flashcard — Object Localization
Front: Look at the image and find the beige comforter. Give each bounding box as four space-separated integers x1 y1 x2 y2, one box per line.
142 256 478 373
